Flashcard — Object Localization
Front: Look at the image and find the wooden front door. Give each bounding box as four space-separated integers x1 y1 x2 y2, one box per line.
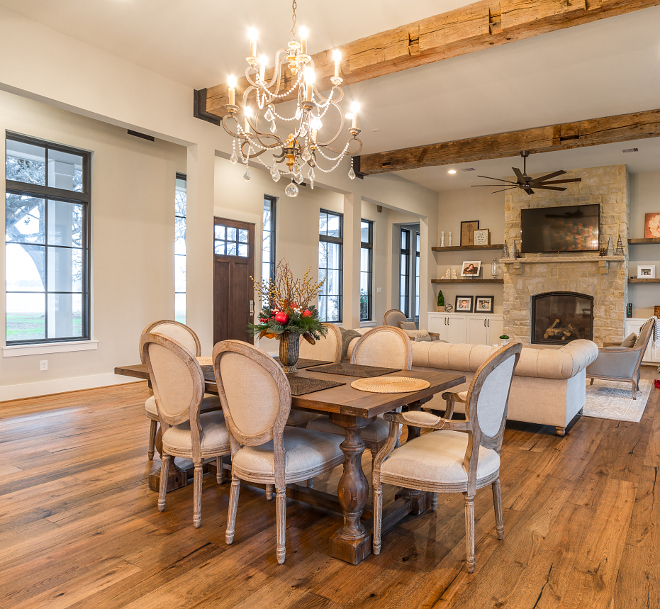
213 217 255 344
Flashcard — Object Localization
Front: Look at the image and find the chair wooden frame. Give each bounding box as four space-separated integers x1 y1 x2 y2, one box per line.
212 339 344 564
140 320 202 460
372 342 522 573
140 332 229 528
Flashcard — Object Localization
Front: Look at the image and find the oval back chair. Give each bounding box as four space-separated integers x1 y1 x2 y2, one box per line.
382 308 412 329
351 326 413 370
298 322 342 363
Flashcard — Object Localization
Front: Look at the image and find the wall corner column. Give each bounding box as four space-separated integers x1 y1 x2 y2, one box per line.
343 193 362 330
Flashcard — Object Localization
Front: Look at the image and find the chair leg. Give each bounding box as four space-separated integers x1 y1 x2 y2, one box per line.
632 380 637 400
444 397 456 420
216 456 224 484
147 419 158 460
555 427 566 437
431 493 438 512
373 480 383 555
226 474 240 544
307 478 314 489
492 479 504 540
370 444 379 473
276 487 287 564
158 454 170 512
266 484 273 500
590 378 594 386
464 493 475 573
193 463 203 528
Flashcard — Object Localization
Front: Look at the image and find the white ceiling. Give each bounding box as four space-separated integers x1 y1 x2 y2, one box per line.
2 1 660 192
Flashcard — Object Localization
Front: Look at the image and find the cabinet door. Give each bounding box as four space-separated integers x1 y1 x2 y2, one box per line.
428 314 446 334
488 317 504 344
447 315 467 344
467 316 488 345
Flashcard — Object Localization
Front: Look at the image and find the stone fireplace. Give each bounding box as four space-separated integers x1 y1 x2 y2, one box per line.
531 292 593 345
502 165 630 347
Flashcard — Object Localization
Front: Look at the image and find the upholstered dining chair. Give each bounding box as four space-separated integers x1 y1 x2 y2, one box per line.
140 320 220 459
140 332 231 528
586 317 656 399
212 340 345 564
372 342 522 573
307 326 413 467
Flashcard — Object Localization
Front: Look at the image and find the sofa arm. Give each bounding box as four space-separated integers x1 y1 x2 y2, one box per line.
586 348 641 379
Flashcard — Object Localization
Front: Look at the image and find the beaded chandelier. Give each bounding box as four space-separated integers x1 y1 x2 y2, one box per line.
221 1 363 197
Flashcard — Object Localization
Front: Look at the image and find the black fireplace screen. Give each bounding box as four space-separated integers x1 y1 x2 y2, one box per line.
531 292 593 344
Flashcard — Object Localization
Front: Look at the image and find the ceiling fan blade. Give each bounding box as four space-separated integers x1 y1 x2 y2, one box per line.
529 170 566 184
490 187 518 194
475 176 517 184
534 186 567 192
524 187 535 195
537 178 581 185
512 167 526 184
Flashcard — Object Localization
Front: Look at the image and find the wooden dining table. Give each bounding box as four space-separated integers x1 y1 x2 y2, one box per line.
115 361 465 564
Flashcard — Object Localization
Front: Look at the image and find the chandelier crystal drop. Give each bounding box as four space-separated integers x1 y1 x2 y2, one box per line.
220 0 362 196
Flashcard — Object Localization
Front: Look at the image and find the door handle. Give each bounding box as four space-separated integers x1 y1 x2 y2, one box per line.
250 300 254 315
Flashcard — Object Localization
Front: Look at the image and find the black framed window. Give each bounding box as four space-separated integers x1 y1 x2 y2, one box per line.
399 228 410 318
360 219 373 322
5 133 90 344
262 196 276 293
318 209 343 323
175 173 186 324
415 231 420 320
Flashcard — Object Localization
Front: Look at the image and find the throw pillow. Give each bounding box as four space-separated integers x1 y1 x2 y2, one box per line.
402 328 430 340
339 328 362 361
621 333 637 348
398 321 417 331
414 334 433 342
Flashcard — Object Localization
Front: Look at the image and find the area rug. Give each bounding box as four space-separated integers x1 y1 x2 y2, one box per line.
583 379 654 422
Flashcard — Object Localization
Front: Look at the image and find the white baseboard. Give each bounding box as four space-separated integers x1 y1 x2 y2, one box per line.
0 372 142 403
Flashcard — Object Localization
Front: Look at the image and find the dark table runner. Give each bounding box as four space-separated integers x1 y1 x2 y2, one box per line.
273 357 332 369
200 365 344 397
313 362 401 378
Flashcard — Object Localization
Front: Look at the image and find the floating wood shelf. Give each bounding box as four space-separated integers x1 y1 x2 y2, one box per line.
628 278 660 283
431 278 504 284
432 244 504 252
628 237 660 245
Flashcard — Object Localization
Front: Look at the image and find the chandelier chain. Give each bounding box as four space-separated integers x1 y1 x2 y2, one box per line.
290 0 297 40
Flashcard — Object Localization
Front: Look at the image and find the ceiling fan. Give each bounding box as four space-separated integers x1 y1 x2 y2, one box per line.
472 151 581 195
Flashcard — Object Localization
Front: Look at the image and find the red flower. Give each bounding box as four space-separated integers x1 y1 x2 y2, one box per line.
274 311 289 325
302 309 313 318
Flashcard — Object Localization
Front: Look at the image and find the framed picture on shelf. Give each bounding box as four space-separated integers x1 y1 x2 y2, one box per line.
644 212 660 238
460 220 479 246
475 296 494 313
473 229 490 246
461 260 481 277
455 295 474 313
637 264 656 279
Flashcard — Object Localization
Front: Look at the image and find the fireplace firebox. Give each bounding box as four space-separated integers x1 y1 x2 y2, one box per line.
531 292 594 345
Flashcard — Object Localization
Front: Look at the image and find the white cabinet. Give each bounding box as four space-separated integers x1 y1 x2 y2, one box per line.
624 318 660 363
427 313 504 346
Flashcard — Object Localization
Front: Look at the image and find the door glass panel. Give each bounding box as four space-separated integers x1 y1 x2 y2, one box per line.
215 241 226 255
227 242 237 256
215 225 226 240
238 243 248 257
227 227 237 242
239 229 248 243
5 194 45 244
6 293 45 341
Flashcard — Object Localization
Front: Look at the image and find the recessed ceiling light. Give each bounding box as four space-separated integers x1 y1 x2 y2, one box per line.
448 169 457 174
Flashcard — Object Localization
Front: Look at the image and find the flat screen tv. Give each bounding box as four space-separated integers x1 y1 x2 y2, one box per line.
520 204 600 253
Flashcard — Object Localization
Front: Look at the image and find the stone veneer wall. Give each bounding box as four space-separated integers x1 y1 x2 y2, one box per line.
502 165 629 346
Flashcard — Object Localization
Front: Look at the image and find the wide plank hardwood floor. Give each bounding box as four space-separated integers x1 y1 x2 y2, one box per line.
1 368 658 608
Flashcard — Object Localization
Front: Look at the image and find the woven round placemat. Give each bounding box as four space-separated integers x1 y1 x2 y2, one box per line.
351 376 430 394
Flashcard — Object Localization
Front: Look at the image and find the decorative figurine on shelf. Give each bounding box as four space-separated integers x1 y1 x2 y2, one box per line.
437 290 445 312
510 239 517 259
443 268 451 279
606 236 613 256
502 240 509 259
451 268 458 280
448 231 453 247
491 259 498 278
614 235 625 256
440 231 445 248
515 240 522 258
445 303 454 313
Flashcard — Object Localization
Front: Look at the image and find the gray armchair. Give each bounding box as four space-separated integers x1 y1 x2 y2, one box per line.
586 318 656 399
382 308 412 328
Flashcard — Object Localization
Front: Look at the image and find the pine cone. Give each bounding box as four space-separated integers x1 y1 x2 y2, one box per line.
303 333 316 346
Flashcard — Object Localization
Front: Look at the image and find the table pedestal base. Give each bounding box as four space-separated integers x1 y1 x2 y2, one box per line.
148 459 192 493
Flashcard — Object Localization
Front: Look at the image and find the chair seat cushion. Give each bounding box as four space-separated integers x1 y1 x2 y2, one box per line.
380 430 500 489
145 394 221 418
162 411 229 455
306 414 390 443
232 427 344 481
286 410 320 426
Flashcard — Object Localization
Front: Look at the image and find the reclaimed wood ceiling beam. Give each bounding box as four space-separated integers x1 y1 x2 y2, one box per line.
204 0 660 117
356 108 660 174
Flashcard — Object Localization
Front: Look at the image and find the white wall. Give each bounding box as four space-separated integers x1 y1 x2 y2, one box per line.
436 188 505 315
629 171 660 317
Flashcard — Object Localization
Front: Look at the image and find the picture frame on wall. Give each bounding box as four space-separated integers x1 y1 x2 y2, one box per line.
473 228 490 246
460 220 479 246
461 260 481 277
637 264 656 279
644 212 660 238
475 296 494 313
455 295 474 313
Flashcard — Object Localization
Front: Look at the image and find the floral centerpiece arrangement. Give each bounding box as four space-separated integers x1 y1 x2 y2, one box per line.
248 260 327 372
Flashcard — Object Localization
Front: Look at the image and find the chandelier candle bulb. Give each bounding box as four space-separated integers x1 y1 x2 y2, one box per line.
304 67 315 102
300 26 308 54
248 28 257 59
227 75 236 106
350 102 360 129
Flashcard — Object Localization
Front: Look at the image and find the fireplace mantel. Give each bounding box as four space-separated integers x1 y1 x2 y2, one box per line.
501 255 625 276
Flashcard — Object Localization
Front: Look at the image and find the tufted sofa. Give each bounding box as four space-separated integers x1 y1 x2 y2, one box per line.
346 330 598 436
